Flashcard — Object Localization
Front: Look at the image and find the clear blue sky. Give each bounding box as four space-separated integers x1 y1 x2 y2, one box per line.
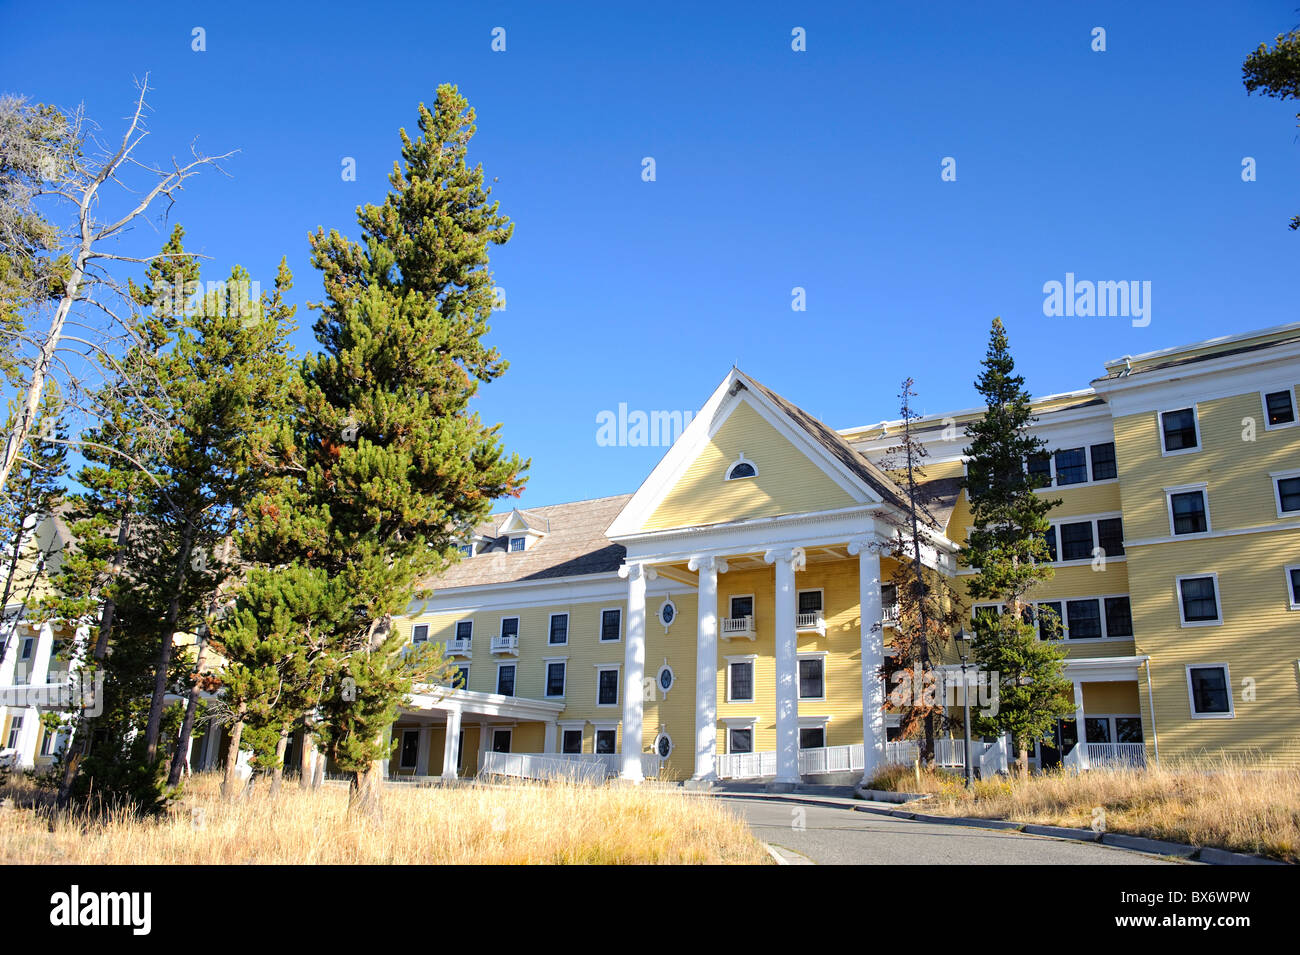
3 1 1297 510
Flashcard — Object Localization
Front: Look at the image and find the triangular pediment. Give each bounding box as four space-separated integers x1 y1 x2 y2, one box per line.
607 370 903 539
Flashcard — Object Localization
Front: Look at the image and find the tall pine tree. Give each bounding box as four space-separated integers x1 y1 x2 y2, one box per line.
246 85 526 819
962 318 1074 777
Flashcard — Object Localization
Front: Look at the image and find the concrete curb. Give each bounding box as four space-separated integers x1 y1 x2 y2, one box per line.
715 790 1291 865
763 843 815 865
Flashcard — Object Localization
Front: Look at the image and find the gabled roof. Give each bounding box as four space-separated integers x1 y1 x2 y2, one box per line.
606 368 912 539
423 494 631 590
497 507 549 536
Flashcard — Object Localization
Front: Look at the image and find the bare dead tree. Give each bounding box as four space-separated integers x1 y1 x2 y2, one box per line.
0 74 235 502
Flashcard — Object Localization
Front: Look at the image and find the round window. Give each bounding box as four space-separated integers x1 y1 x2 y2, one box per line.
658 664 674 693
655 733 672 758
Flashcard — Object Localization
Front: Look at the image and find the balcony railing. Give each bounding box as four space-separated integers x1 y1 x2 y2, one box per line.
720 616 755 640
445 637 472 655
490 634 518 654
795 611 824 633
882 603 900 627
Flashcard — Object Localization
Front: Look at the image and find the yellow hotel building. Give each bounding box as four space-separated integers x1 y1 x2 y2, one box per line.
4 322 1299 784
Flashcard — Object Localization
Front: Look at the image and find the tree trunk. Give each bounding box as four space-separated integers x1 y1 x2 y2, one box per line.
311 748 325 789
298 728 314 790
347 760 385 821
269 727 289 797
221 714 246 800
1017 744 1029 779
144 522 196 762
166 639 207 787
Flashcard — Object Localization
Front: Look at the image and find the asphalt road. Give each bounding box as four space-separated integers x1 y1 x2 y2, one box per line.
722 797 1181 865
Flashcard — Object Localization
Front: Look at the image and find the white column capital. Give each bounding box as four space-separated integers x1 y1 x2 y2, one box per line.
763 546 806 572
847 536 887 557
687 555 729 574
618 561 658 582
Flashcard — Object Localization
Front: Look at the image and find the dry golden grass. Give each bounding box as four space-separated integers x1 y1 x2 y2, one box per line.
867 759 1300 862
0 773 769 865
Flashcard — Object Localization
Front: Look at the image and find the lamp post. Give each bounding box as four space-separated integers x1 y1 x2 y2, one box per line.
955 629 973 789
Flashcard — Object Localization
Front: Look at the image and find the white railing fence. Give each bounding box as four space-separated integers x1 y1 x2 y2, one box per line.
490 634 518 653
1086 742 1146 768
478 750 665 783
721 616 754 637
795 612 823 630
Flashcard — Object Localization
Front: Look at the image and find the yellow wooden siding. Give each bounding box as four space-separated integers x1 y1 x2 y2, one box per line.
1082 681 1141 713
1113 385 1300 541
642 401 856 531
1127 532 1300 767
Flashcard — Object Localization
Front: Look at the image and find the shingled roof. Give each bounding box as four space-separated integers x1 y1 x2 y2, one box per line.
423 494 632 590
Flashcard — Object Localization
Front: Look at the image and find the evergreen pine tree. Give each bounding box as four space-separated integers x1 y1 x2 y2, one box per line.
252 86 526 818
961 317 1074 776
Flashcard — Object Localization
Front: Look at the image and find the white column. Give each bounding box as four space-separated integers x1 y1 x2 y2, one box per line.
16 622 55 768
764 547 805 788
1072 681 1090 770
543 721 558 754
441 705 463 779
848 537 885 784
619 561 655 782
477 719 490 772
687 555 727 781
415 724 431 776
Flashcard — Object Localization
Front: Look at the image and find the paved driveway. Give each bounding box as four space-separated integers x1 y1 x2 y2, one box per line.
722 797 1181 865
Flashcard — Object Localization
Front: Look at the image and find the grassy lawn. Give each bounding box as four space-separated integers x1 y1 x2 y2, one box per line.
0 773 769 865
866 760 1300 863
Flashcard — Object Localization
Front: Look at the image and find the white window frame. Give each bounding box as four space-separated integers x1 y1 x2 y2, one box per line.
1046 512 1126 566
5 714 22 749
498 616 520 640
595 663 621 707
508 536 526 552
724 452 758 482
1260 387 1298 432
399 728 420 769
495 662 517 696
1081 713 1144 744
1285 564 1300 611
558 721 586 755
458 543 474 559
656 662 675 696
1026 442 1121 492
796 587 824 614
411 623 429 644
796 651 827 701
454 619 473 644
653 730 674 759
797 715 831 750
1158 404 1201 457
727 593 755 620
542 657 567 699
547 612 570 646
1164 483 1211 536
598 607 622 643
1185 663 1234 719
491 728 513 753
725 654 757 703
592 723 619 755
723 717 757 754
452 663 469 690
1269 468 1300 519
1175 573 1223 628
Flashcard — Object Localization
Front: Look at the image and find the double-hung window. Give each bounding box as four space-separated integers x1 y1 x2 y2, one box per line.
1263 389 1297 428
728 659 754 702
596 667 620 706
496 664 516 696
1187 665 1232 717
600 609 622 642
1168 487 1209 535
1054 448 1088 486
544 660 566 698
548 613 569 645
1089 442 1118 480
1160 408 1199 453
1058 521 1094 561
1273 471 1300 516
1177 575 1221 626
797 656 825 700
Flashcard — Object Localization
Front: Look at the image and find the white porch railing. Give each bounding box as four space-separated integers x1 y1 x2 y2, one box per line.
795 612 824 631
720 616 755 639
1086 742 1146 768
716 750 777 779
885 740 919 766
489 634 518 654
797 743 863 775
480 751 608 783
478 751 664 783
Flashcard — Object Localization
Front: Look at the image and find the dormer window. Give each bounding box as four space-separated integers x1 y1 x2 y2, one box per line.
725 453 758 481
458 544 474 559
509 536 526 552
